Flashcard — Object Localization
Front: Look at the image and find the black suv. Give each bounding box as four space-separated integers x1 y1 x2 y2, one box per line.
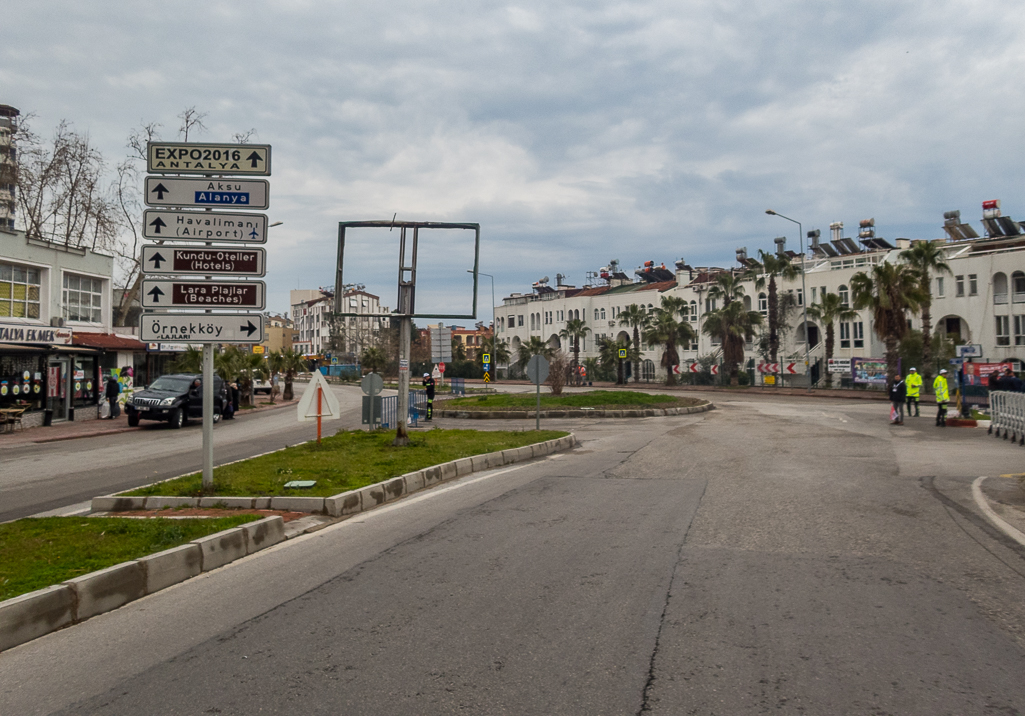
126 373 228 429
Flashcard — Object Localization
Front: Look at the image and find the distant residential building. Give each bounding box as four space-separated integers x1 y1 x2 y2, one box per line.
0 104 18 233
290 287 390 359
261 313 293 353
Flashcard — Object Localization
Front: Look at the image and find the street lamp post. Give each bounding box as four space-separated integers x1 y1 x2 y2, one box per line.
766 209 812 391
468 269 497 373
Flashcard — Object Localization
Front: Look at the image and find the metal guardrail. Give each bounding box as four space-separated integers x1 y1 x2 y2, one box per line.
450 377 466 396
988 390 1025 445
380 390 427 429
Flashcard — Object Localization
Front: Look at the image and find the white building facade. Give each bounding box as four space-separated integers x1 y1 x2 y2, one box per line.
290 287 390 359
499 206 1025 385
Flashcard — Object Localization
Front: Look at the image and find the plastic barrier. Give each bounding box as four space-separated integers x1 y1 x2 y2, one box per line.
988 391 1025 445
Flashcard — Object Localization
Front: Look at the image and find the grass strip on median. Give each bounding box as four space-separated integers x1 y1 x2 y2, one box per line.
123 428 568 499
0 515 261 602
442 390 703 411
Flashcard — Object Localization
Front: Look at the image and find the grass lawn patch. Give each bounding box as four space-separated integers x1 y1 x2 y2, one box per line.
442 390 703 411
123 428 568 499
0 515 260 602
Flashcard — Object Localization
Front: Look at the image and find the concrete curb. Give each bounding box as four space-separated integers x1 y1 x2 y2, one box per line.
972 476 1025 548
435 402 714 420
0 515 285 653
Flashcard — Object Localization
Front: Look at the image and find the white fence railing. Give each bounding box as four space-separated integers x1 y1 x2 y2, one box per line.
988 390 1025 445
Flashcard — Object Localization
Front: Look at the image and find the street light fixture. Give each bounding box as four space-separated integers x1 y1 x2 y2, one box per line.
467 270 496 332
765 209 812 391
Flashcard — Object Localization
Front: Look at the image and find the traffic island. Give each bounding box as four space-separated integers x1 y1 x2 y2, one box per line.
0 514 283 652
435 390 712 419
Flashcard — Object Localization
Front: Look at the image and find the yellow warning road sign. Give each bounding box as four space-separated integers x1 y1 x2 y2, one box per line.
483 372 491 383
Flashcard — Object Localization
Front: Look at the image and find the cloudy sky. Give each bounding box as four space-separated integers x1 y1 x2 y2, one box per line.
5 0 1025 322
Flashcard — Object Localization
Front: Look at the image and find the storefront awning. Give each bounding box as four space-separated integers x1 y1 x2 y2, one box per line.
71 333 148 352
49 344 101 354
0 342 48 353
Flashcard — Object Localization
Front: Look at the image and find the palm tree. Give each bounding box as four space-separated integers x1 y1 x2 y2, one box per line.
360 346 388 374
900 240 951 385
643 309 696 386
746 251 799 364
516 335 553 370
451 337 467 362
559 318 591 384
480 334 511 367
851 262 930 386
171 346 203 374
236 353 269 407
618 304 649 383
806 292 858 388
701 301 763 385
706 270 746 308
280 349 307 401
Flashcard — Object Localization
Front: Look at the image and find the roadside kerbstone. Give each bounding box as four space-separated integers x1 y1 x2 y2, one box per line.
138 543 202 594
91 496 145 512
0 585 76 653
384 477 406 502
455 457 474 476
325 490 362 517
65 561 146 621
269 496 325 514
439 461 457 481
252 497 272 509
192 528 247 572
404 471 425 494
199 497 254 509
359 483 387 508
144 497 199 510
242 516 286 554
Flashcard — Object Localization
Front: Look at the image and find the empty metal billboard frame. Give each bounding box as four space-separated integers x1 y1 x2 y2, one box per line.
333 220 480 319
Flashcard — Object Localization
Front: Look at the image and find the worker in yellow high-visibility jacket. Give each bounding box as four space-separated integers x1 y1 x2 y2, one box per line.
905 367 923 417
934 369 950 427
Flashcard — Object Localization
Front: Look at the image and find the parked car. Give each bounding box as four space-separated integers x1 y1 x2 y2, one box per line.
125 373 229 428
253 378 272 395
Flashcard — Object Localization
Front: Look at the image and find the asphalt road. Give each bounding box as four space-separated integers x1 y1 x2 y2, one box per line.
0 383 371 523
5 392 1025 714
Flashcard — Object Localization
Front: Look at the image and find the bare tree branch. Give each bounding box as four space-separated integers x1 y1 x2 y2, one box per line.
177 107 207 142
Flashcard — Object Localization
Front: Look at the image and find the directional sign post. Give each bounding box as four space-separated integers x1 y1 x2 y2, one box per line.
140 313 264 343
148 142 272 176
144 177 270 210
142 246 266 277
142 209 268 243
142 279 266 309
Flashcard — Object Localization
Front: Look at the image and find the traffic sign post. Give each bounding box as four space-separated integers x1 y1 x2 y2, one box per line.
144 176 270 210
143 140 272 492
142 279 266 309
142 210 269 243
360 373 384 432
526 354 549 431
482 352 491 384
142 246 266 277
148 142 271 176
298 371 341 443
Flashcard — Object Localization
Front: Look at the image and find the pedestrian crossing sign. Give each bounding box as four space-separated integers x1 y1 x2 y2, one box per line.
618 348 627 359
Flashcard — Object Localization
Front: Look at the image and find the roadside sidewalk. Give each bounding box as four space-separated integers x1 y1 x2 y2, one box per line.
0 399 299 449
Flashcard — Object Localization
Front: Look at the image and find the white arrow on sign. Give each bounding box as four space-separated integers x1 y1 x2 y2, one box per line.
139 313 264 343
144 177 269 210
142 209 268 243
142 246 266 277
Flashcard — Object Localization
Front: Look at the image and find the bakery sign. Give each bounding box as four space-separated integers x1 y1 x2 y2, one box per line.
0 322 73 345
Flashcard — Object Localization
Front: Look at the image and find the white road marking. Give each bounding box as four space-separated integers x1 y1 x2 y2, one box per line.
972 476 1025 548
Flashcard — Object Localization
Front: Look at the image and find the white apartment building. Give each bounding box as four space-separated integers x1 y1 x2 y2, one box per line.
499 203 1025 385
0 104 18 233
290 287 390 359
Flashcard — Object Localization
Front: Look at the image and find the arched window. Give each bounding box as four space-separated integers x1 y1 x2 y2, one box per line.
647 303 654 313
743 296 752 311
530 314 536 330
1013 271 1025 303
838 285 849 307
758 292 767 315
600 308 606 320
994 272 1009 304
689 300 697 321
575 309 580 321
594 308 600 321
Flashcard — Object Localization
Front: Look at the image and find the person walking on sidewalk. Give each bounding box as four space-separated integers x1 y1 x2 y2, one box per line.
906 367 923 417
934 369 950 426
422 372 436 421
889 374 906 425
104 372 121 419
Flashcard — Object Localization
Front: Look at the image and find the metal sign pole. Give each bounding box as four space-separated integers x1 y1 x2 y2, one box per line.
316 383 322 443
202 344 214 488
536 380 541 431
396 316 411 444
